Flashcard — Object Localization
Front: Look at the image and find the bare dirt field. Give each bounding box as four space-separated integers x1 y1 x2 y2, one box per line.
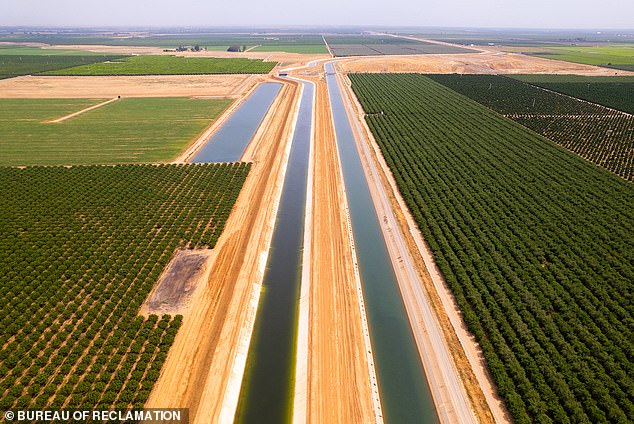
339 52 634 75
140 249 215 317
145 78 302 424
0 74 254 98
291 72 380 424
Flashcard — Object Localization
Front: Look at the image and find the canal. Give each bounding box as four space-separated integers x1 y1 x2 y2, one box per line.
192 82 281 163
235 80 314 423
325 62 439 424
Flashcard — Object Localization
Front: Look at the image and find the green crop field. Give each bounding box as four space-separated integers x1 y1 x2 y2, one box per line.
397 28 634 47
351 73 634 424
528 44 634 72
0 163 249 411
41 55 276 75
0 97 232 166
0 54 127 79
428 74 634 180
0 46 106 56
510 74 634 115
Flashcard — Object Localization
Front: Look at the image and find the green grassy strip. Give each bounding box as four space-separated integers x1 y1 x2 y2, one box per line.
0 97 232 166
351 73 634 424
41 55 276 75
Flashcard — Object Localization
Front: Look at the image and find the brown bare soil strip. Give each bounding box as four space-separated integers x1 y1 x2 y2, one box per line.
339 53 634 75
337 63 509 423
140 249 216 317
44 96 119 123
0 74 251 98
291 71 380 424
145 78 302 424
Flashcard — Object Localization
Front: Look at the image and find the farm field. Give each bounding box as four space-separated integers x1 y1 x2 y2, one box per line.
250 44 329 54
0 46 106 55
413 33 633 47
337 52 632 75
0 163 250 411
428 74 634 180
4 22 634 423
527 45 634 72
0 97 232 166
0 33 327 49
0 54 126 79
41 55 277 76
324 34 475 56
350 73 634 424
510 74 634 115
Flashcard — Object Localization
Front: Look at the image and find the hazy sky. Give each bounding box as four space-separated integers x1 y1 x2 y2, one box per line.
2 0 633 29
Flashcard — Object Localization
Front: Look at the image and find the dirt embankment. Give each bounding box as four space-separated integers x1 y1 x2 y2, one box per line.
145 78 302 423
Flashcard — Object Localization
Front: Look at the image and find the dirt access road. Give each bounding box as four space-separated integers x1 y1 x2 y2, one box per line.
145 78 302 423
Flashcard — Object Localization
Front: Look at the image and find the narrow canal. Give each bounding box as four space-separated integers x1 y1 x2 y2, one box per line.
325 62 439 424
235 80 314 423
192 82 281 163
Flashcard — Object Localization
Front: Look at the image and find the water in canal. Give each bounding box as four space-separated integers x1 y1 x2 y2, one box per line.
325 62 439 424
235 81 314 423
192 83 281 163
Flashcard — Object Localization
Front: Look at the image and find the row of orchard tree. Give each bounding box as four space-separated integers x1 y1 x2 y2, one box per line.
0 163 249 410
351 73 634 423
427 74 633 181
